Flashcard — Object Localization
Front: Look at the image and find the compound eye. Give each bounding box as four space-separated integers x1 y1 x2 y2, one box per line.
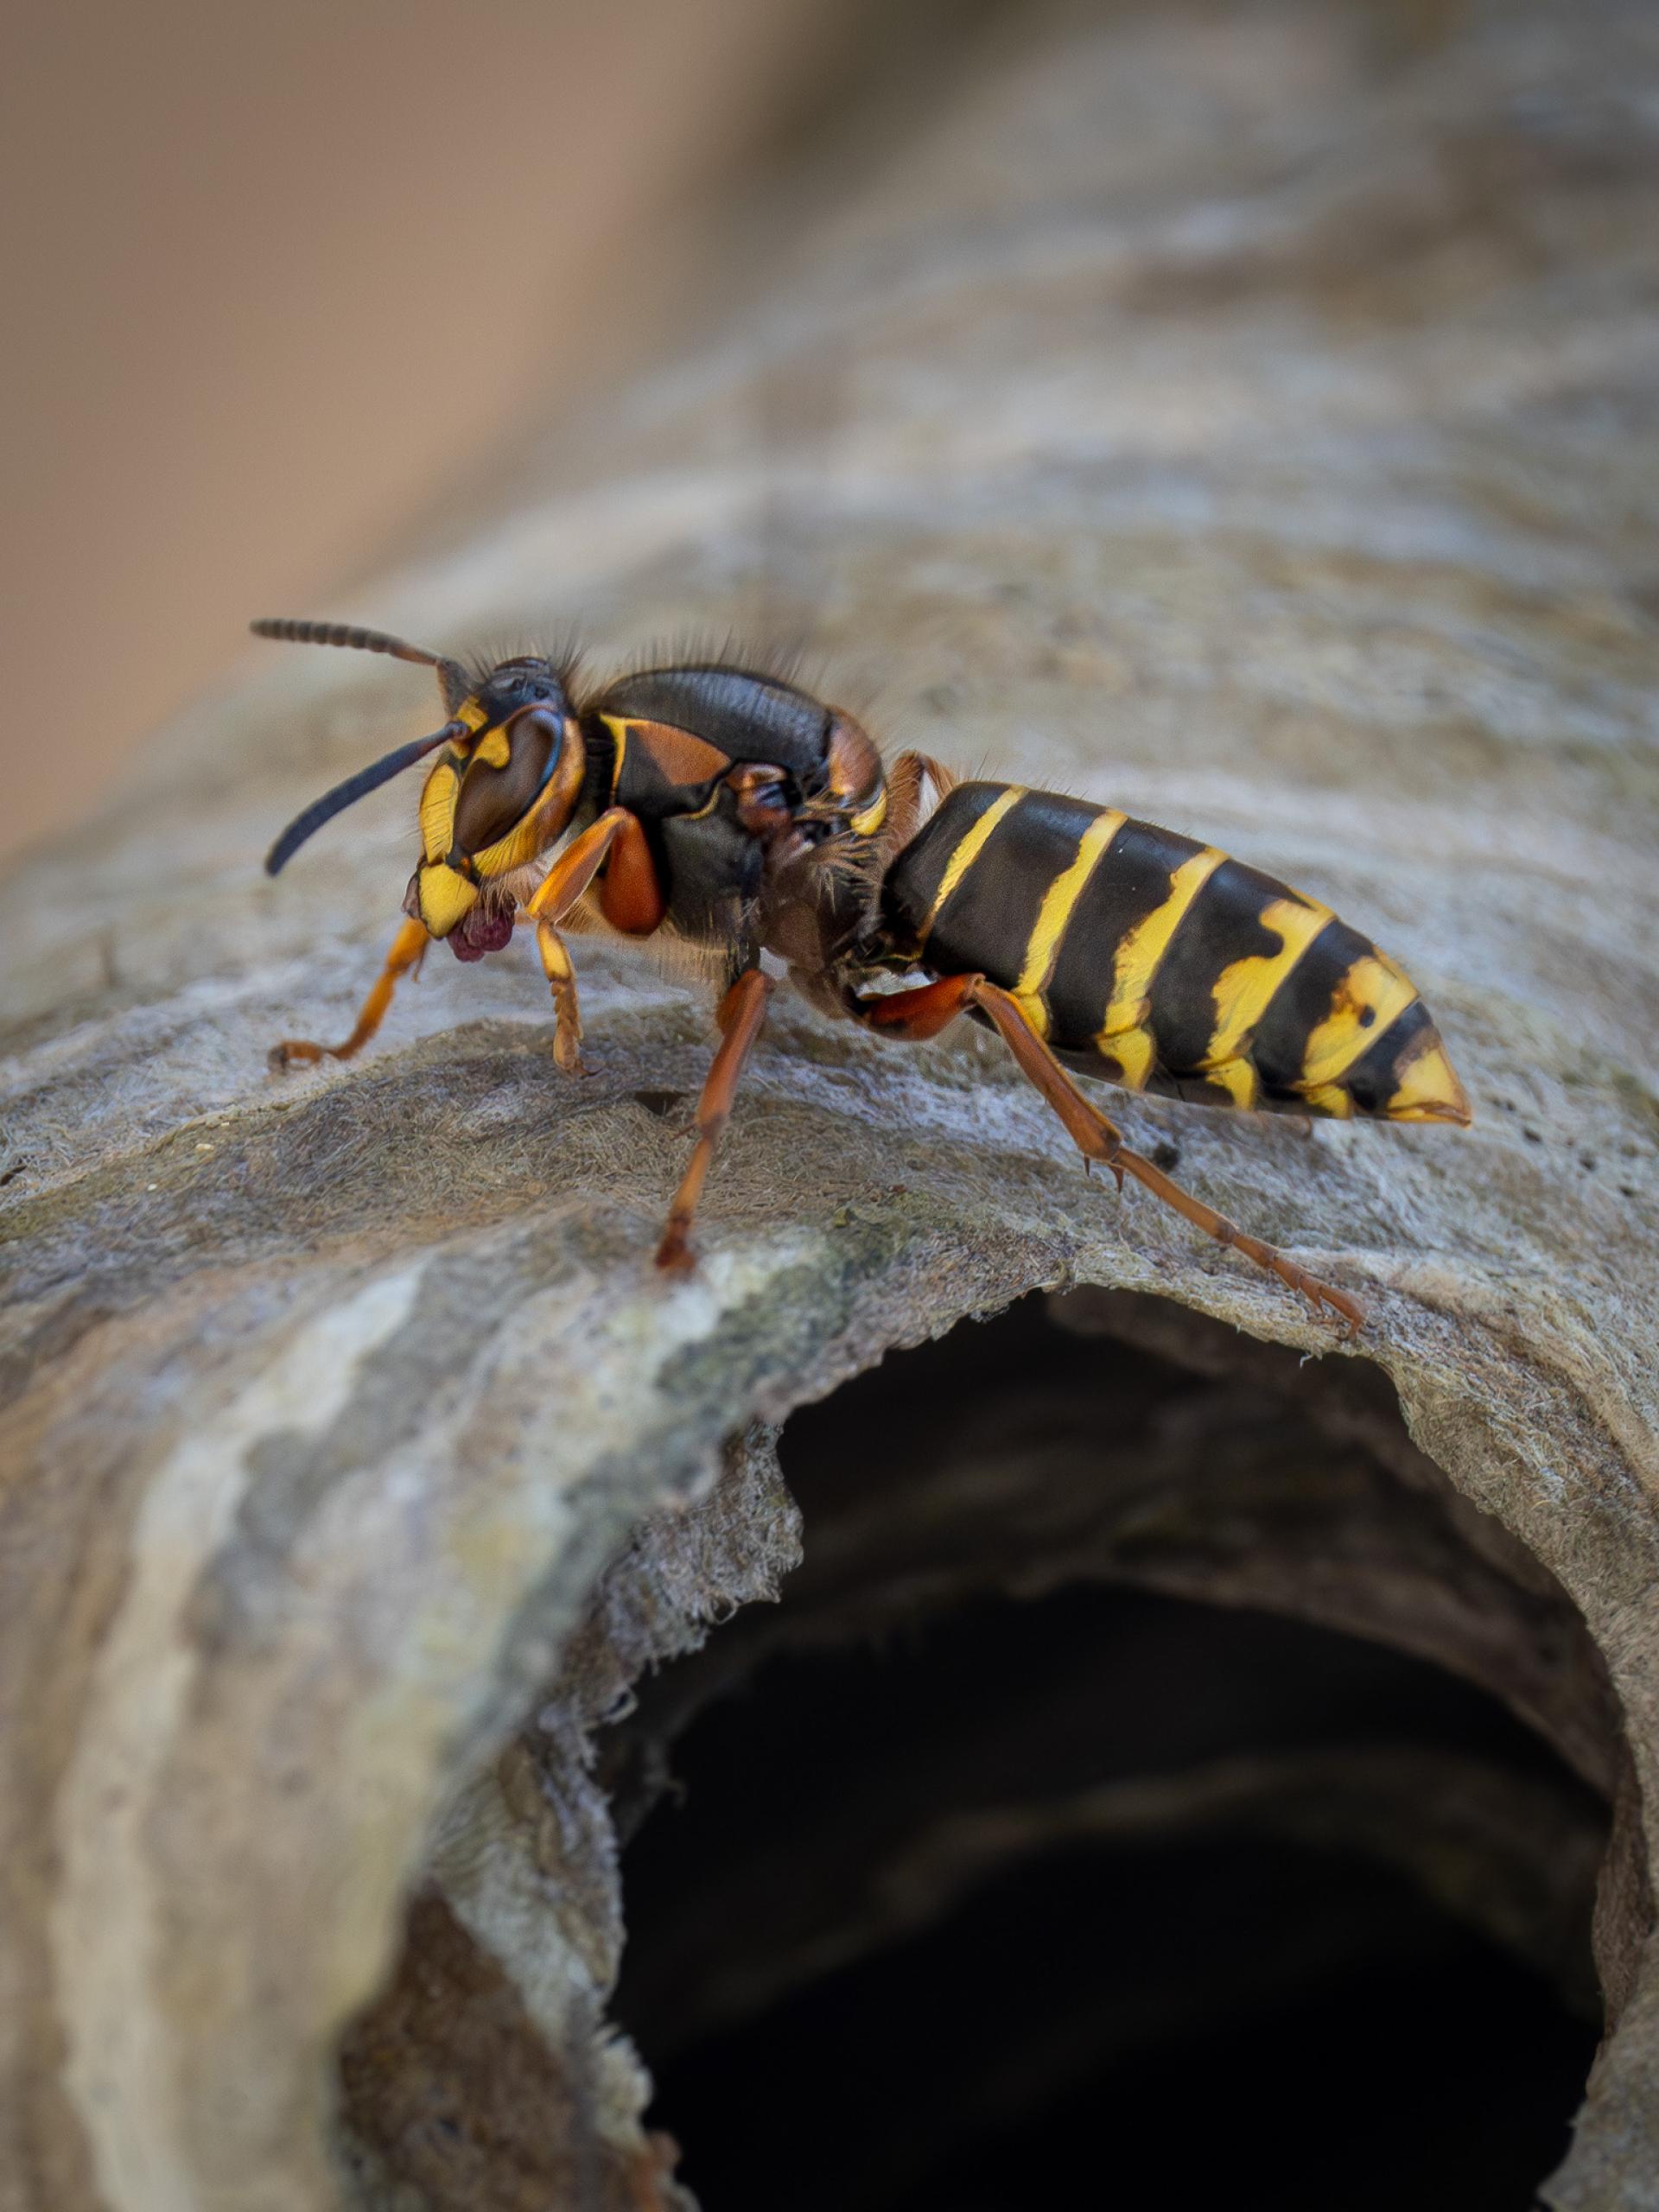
453 704 565 855
508 701 564 751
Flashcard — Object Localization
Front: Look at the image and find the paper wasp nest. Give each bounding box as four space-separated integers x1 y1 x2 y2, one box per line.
3 2 1656 2206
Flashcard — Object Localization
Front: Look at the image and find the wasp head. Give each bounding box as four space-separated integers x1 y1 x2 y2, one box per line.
257 624 588 958
404 656 586 955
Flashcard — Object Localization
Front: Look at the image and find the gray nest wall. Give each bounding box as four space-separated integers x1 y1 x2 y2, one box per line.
2 1 1657 2206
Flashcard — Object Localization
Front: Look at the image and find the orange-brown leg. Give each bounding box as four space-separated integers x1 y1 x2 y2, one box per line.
270 915 429 1071
536 925 588 1076
850 973 1365 1332
851 969 982 1040
656 969 774 1274
524 807 664 1070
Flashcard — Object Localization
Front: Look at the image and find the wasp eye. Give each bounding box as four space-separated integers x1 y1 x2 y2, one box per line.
517 701 562 735
452 704 566 855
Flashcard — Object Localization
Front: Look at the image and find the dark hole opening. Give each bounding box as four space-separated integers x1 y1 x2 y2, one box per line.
604 1295 1609 2211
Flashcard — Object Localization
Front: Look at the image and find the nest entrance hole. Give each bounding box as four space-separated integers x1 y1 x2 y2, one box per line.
605 1293 1619 2212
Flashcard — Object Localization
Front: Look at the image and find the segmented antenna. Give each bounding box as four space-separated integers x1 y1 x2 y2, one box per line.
251 615 471 705
264 722 462 876
251 616 444 666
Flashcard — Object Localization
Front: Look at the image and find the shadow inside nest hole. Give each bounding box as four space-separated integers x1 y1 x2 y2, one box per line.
602 1292 1621 2212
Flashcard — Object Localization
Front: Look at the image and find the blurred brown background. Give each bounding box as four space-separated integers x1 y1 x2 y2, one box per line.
2 0 970 860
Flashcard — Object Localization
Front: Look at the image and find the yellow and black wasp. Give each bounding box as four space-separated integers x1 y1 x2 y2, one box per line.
254 616 1471 1329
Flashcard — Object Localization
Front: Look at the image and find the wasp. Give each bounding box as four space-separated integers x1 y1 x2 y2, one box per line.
254 616 1471 1331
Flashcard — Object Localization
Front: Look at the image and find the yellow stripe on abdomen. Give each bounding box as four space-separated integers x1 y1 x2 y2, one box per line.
1092 845 1225 1077
921 785 1025 942
1086 843 1225 1089
1299 952 1420 1092
1204 893 1332 1068
1012 809 1126 1035
1387 1033 1471 1123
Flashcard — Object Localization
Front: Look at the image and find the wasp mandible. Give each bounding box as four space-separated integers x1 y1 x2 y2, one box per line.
254 618 1471 1330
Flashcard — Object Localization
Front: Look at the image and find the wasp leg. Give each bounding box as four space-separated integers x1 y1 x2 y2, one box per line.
976 981 1364 1332
270 916 429 1071
535 925 587 1076
656 969 774 1274
849 973 1364 1332
849 969 982 1040
524 807 664 1071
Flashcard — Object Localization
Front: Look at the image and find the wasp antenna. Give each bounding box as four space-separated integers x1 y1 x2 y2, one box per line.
251 616 472 704
264 722 461 876
252 616 443 667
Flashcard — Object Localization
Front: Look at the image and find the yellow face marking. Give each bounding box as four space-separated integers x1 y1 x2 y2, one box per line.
1099 845 1225 1038
470 762 579 878
1014 810 1127 1001
1386 1035 1472 1124
416 861 480 938
472 812 544 880
849 785 889 837
419 760 461 864
921 786 1024 941
1299 953 1419 1091
474 726 512 769
1204 894 1332 1067
455 698 489 734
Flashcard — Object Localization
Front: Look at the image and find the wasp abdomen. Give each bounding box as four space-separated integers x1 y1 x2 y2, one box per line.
880 782 1469 1123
